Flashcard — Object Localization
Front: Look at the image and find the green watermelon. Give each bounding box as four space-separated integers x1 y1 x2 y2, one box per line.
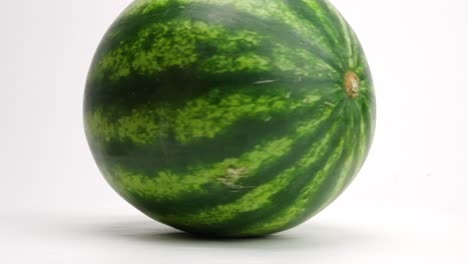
84 0 375 237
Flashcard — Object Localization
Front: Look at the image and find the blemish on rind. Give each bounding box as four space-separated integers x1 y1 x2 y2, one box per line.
254 80 277 84
218 167 254 190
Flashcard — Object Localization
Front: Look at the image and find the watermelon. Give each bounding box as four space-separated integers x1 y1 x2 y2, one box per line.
84 0 375 237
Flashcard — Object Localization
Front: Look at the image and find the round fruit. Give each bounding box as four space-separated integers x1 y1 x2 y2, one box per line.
84 0 375 237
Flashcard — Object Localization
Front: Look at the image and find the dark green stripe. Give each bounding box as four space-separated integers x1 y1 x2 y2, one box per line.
360 96 375 156
114 101 339 216
283 0 347 70
101 1 187 52
233 101 356 235
313 0 351 55
155 103 346 234
95 97 328 172
314 0 358 68
88 80 341 171
359 52 372 79
332 94 375 198
185 2 342 71
278 101 359 232
85 1 344 111
335 101 368 195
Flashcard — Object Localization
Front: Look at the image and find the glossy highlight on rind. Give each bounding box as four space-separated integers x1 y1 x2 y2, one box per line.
84 0 375 237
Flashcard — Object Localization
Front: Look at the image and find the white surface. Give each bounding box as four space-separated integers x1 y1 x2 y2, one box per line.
3 207 468 263
2 0 468 263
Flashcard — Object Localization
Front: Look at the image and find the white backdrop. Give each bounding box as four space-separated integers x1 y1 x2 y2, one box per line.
2 0 468 263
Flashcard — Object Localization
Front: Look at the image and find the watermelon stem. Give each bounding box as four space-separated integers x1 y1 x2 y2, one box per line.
344 71 360 99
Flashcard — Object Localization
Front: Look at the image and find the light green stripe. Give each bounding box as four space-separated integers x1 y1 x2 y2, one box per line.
97 19 338 83
272 44 338 80
182 0 336 52
239 121 350 234
319 0 356 69
112 136 294 200
347 26 362 71
320 115 357 204
109 106 333 201
104 0 341 81
123 0 175 17
86 86 324 145
159 108 338 226
98 20 267 81
357 103 371 167
324 145 356 202
174 89 321 144
298 0 346 67
328 101 371 200
352 44 370 77
86 106 169 145
191 0 339 59
361 80 370 92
